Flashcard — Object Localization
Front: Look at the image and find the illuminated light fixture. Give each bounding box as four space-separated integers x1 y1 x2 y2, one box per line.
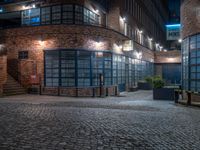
96 36 101 43
134 51 142 59
0 8 3 13
94 9 99 14
38 35 45 45
120 17 126 22
148 38 153 41
178 39 182 43
166 24 181 28
32 4 36 8
0 44 4 50
139 30 143 34
119 45 123 49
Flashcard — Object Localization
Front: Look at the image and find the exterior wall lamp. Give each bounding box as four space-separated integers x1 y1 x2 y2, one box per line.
94 9 99 14
120 17 126 22
148 38 153 41
139 30 143 34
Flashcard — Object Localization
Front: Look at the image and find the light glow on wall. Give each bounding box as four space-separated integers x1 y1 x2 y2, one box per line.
167 57 176 62
85 39 107 51
120 16 126 22
94 9 99 14
134 51 142 59
0 44 4 50
38 40 46 48
113 43 123 54
178 39 182 43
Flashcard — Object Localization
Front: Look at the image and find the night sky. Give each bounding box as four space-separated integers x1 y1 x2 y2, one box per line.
168 0 181 24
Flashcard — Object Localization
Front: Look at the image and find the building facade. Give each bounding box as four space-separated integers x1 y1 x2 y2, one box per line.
0 0 169 96
181 0 200 101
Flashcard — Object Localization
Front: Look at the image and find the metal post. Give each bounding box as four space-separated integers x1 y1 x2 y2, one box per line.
187 92 191 105
99 73 104 97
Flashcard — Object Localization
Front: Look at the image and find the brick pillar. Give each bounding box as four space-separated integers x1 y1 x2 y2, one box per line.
107 6 121 32
0 55 7 97
181 0 200 39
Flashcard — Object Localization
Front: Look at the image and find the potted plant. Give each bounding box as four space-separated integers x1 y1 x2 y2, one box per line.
138 76 153 90
152 76 178 101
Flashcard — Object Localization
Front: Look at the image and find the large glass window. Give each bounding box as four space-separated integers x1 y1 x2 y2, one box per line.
44 50 153 89
21 4 100 27
75 5 83 24
22 8 40 26
104 53 112 85
41 7 51 25
61 51 75 87
93 52 103 86
52 5 61 24
112 55 118 85
77 51 91 87
45 51 59 87
182 34 200 92
62 5 73 24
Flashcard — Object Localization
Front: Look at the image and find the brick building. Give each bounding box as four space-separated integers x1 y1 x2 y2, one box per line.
0 0 178 96
181 0 200 101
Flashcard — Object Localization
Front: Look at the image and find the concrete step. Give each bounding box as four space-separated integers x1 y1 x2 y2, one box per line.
3 75 27 96
3 92 26 96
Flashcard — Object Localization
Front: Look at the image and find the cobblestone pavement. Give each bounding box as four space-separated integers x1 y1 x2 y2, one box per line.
0 91 200 150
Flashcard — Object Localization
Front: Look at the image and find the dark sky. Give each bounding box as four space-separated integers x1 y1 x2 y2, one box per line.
168 0 180 23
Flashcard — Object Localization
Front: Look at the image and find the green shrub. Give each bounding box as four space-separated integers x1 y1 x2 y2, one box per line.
145 76 153 84
152 76 165 89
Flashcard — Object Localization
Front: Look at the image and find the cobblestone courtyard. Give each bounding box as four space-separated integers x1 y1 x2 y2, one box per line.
0 91 200 150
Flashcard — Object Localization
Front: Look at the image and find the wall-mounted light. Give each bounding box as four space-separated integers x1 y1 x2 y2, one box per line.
0 44 4 50
0 8 3 13
120 17 126 22
134 51 142 59
22 3 36 9
139 30 143 34
32 4 36 8
94 9 99 14
118 45 123 49
148 38 153 41
38 35 45 46
96 36 102 43
178 39 182 43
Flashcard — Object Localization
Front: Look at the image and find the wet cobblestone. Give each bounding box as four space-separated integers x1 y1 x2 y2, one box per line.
0 91 200 150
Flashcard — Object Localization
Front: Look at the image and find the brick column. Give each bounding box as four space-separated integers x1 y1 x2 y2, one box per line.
181 0 200 39
0 55 7 96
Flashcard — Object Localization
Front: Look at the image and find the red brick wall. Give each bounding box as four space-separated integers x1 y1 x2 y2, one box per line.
154 50 181 64
0 56 7 96
2 25 128 86
181 0 200 39
41 86 118 97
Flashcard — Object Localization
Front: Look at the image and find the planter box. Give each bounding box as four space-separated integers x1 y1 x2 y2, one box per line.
153 88 179 101
138 82 152 90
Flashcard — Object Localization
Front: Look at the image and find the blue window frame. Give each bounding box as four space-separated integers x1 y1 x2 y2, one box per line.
44 49 153 88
